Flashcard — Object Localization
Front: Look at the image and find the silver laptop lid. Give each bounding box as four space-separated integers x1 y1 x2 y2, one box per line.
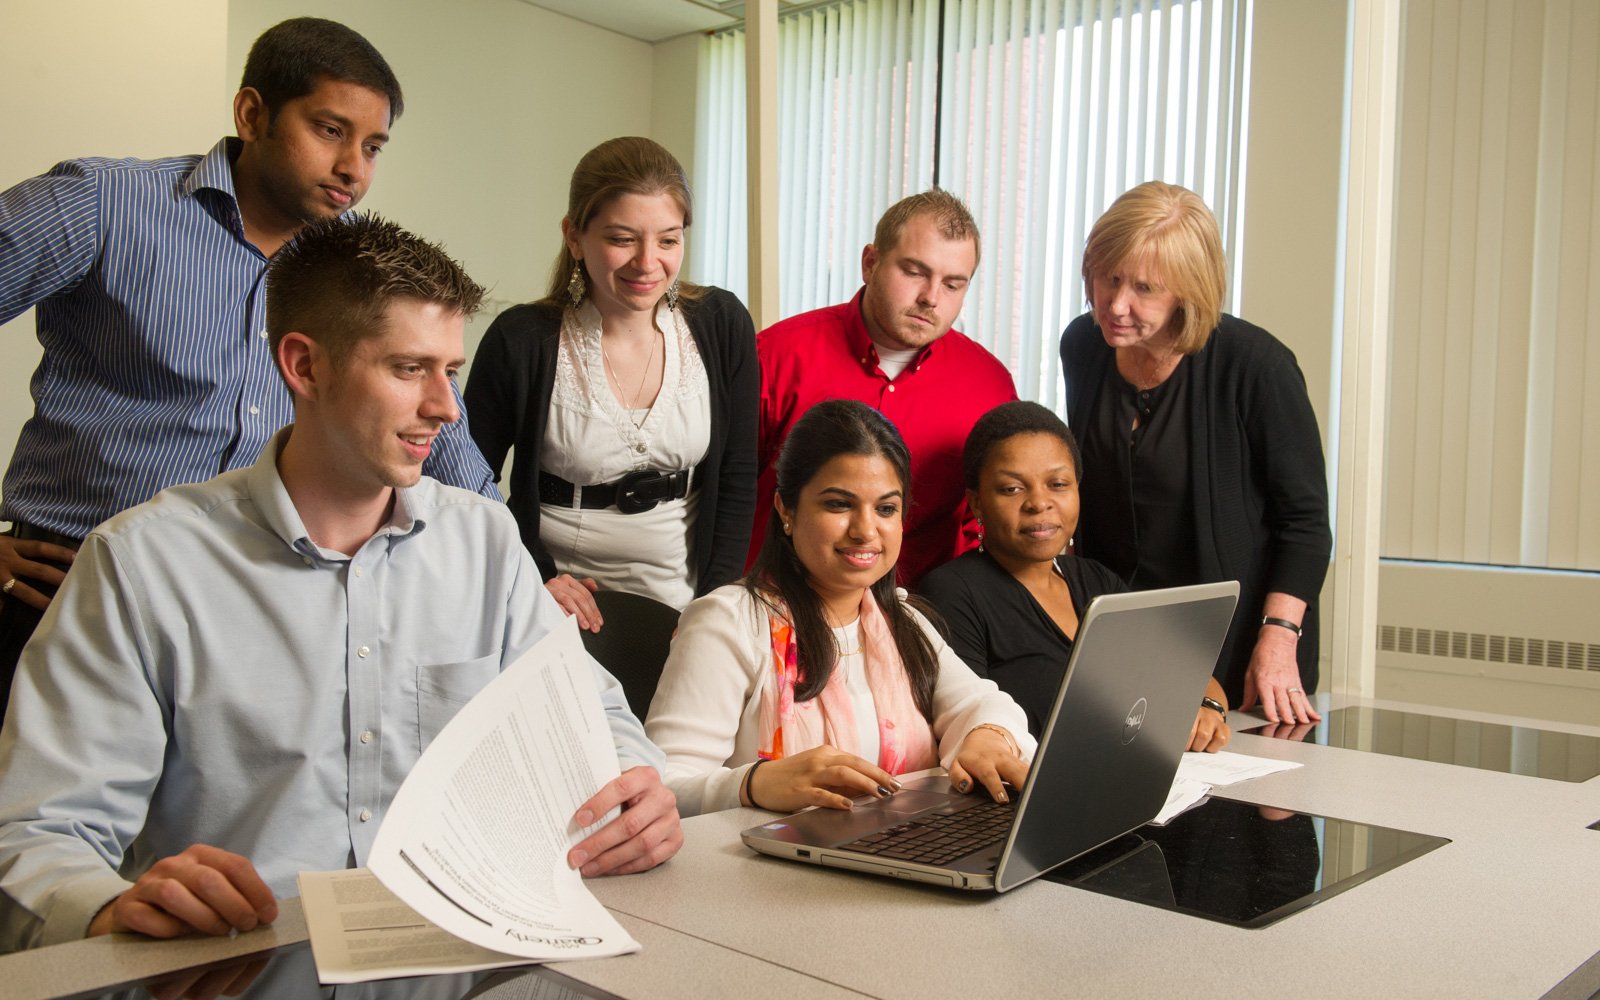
994 581 1238 891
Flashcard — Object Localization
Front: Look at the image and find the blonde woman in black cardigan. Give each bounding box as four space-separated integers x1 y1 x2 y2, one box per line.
1059 181 1331 725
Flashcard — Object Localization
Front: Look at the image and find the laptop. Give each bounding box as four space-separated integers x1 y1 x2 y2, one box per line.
740 581 1239 892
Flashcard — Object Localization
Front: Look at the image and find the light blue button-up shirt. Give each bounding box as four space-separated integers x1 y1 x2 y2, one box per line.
0 139 497 538
0 430 660 949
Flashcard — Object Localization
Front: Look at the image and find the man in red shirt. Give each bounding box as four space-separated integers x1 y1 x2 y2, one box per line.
753 190 1017 585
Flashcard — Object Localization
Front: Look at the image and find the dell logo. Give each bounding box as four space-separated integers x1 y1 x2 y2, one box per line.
1121 697 1148 745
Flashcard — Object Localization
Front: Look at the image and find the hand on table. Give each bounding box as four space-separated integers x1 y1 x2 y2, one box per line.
0 534 75 612
747 746 901 813
87 844 277 940
1187 677 1232 752
949 726 1029 803
1239 627 1321 725
568 766 682 876
544 574 603 633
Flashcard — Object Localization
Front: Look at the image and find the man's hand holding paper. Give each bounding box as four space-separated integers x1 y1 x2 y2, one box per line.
569 766 682 877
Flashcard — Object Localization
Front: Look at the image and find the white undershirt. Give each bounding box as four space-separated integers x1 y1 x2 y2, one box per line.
831 619 881 765
874 345 921 380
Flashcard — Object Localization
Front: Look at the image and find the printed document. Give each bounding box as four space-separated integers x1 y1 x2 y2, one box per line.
306 615 640 983
1178 749 1303 786
299 867 536 983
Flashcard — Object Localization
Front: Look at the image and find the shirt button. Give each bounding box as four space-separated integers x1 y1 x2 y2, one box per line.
259 329 269 340
887 384 896 393
359 808 373 822
635 442 647 453
248 404 260 415
357 645 370 658
302 556 313 566
353 566 363 577
360 730 374 744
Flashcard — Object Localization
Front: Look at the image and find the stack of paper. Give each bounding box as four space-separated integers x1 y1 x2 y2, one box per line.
299 618 639 985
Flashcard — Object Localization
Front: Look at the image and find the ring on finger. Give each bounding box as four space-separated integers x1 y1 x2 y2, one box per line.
1 577 14 594
1287 687 1303 695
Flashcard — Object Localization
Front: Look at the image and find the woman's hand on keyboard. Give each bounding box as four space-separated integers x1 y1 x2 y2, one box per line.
748 746 902 812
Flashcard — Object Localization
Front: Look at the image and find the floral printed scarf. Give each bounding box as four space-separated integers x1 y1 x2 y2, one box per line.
755 588 937 774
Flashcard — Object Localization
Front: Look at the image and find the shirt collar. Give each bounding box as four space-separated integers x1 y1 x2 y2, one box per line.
246 427 427 564
183 137 244 205
843 287 941 373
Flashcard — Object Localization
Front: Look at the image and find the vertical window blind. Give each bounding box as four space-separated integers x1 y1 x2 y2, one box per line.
693 0 1254 411
1386 0 1600 571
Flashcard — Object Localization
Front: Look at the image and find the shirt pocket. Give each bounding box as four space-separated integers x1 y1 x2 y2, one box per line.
416 651 503 752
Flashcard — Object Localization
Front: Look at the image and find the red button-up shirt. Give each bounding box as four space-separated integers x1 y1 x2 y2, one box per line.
752 290 1018 586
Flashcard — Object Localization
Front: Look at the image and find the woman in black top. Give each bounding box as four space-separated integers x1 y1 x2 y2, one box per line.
465 138 757 627
920 401 1232 750
1059 182 1330 724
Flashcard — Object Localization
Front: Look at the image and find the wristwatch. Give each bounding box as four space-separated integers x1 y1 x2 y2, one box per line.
1200 696 1227 717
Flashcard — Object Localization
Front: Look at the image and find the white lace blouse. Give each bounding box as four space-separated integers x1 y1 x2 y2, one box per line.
539 300 712 609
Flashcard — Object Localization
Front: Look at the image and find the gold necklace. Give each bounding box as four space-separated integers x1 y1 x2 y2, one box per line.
830 615 862 657
600 330 660 427
1120 342 1179 391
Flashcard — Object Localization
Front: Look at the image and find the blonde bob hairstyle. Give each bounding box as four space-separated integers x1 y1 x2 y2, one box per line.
541 136 705 309
1080 181 1225 354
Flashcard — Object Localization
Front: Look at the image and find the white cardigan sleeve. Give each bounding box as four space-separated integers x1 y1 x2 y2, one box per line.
915 605 1039 767
644 585 770 817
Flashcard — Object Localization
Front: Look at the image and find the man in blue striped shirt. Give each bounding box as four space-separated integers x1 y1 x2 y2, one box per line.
0 18 497 712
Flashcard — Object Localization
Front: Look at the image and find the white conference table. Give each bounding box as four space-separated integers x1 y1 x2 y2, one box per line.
5 695 1599 999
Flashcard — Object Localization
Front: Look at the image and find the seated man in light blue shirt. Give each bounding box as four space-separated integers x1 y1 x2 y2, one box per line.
0 214 681 950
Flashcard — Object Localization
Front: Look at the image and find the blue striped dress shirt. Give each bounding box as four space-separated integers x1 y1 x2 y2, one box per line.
0 138 496 538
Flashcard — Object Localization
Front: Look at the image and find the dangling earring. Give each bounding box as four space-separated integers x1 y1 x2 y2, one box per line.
665 280 681 311
782 520 792 535
567 264 586 308
975 518 984 553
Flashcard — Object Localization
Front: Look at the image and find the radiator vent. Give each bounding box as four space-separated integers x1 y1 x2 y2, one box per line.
1379 625 1600 672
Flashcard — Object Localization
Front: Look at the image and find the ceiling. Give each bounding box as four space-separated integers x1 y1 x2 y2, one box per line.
517 0 743 43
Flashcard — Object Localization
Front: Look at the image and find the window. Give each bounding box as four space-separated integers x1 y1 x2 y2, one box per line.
1385 0 1600 572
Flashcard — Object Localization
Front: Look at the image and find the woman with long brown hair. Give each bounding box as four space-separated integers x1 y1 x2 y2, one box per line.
647 400 1032 817
465 137 757 624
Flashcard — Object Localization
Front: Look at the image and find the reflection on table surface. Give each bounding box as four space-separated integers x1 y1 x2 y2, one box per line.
1045 796 1448 928
88 942 621 1000
1240 706 1600 781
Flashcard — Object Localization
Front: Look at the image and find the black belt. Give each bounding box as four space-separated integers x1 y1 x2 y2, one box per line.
539 468 694 515
8 520 83 549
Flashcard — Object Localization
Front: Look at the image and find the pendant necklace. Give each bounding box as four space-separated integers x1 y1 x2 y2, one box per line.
601 330 660 430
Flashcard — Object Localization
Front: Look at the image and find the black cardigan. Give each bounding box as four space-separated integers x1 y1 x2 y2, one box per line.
464 287 759 597
1060 313 1332 703
919 549 1127 738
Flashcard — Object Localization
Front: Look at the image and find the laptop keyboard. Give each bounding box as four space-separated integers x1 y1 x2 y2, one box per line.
840 797 1017 866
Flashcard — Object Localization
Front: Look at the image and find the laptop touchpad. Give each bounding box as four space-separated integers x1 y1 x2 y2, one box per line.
777 789 957 846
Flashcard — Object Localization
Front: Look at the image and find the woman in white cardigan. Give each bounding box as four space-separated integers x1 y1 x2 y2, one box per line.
646 400 1034 817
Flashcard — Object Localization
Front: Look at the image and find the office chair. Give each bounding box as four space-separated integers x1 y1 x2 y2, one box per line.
579 589 681 719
